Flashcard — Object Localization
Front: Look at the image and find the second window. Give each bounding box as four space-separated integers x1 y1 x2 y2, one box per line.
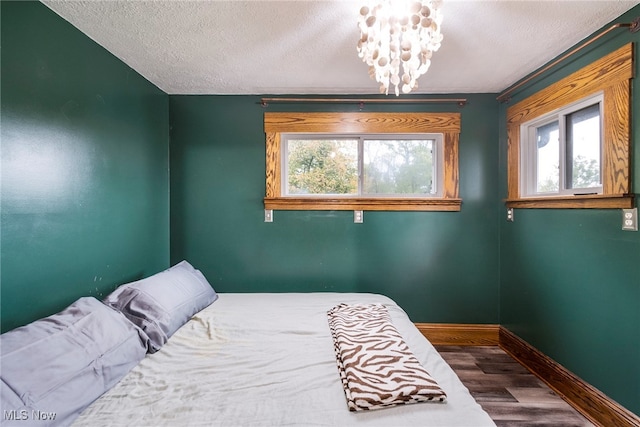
521 93 603 197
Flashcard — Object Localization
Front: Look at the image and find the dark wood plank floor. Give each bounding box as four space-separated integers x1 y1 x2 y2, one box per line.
435 345 595 427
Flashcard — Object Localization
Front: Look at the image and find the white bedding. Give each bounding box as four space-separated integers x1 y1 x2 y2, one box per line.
73 293 495 426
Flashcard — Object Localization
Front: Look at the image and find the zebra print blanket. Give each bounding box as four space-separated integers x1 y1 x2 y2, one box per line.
327 303 447 411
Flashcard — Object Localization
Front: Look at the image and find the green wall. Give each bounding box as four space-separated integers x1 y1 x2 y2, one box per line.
169 95 501 324
0 1 170 332
499 6 640 414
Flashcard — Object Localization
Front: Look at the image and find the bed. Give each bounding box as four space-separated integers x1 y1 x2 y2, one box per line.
1 263 495 426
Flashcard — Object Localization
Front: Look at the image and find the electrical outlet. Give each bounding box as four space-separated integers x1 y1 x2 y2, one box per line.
264 209 273 223
354 210 363 224
506 208 514 222
622 208 637 231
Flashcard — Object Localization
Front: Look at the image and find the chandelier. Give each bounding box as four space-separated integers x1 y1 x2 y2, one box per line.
357 0 444 96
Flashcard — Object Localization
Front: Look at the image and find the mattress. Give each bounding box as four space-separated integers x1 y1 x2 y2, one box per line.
72 293 495 426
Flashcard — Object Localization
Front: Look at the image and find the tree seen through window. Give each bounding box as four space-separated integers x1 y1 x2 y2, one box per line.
287 139 358 195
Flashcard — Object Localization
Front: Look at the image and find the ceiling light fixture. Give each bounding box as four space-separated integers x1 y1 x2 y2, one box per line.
357 0 443 96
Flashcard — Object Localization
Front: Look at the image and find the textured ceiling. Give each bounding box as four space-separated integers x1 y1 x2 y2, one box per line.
42 0 640 95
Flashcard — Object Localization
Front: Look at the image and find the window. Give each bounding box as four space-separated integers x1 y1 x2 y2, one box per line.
282 134 442 197
264 112 461 211
506 43 633 209
521 94 603 197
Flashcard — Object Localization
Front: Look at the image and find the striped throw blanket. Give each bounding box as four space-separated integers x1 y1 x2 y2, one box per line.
327 303 447 411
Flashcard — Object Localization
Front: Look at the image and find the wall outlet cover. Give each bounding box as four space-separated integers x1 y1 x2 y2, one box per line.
622 208 637 231
506 208 514 222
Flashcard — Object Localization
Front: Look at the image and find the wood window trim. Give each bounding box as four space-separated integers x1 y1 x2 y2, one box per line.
505 42 634 209
264 112 462 212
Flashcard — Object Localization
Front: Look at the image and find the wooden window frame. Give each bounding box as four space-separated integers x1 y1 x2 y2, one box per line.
264 112 461 212
506 43 634 209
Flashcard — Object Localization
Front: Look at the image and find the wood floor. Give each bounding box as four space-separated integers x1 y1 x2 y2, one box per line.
435 345 595 427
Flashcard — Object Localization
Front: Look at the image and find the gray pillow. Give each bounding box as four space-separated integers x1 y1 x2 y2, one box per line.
0 297 147 427
103 260 218 353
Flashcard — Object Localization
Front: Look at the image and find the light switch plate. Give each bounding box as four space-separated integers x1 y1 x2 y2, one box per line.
264 209 273 223
622 208 637 231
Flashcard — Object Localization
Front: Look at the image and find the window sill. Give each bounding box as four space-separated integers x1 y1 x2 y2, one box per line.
264 197 462 212
504 194 634 209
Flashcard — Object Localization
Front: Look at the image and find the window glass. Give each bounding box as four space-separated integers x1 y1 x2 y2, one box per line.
535 121 559 193
286 139 358 195
565 104 601 190
363 139 435 195
284 135 440 197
